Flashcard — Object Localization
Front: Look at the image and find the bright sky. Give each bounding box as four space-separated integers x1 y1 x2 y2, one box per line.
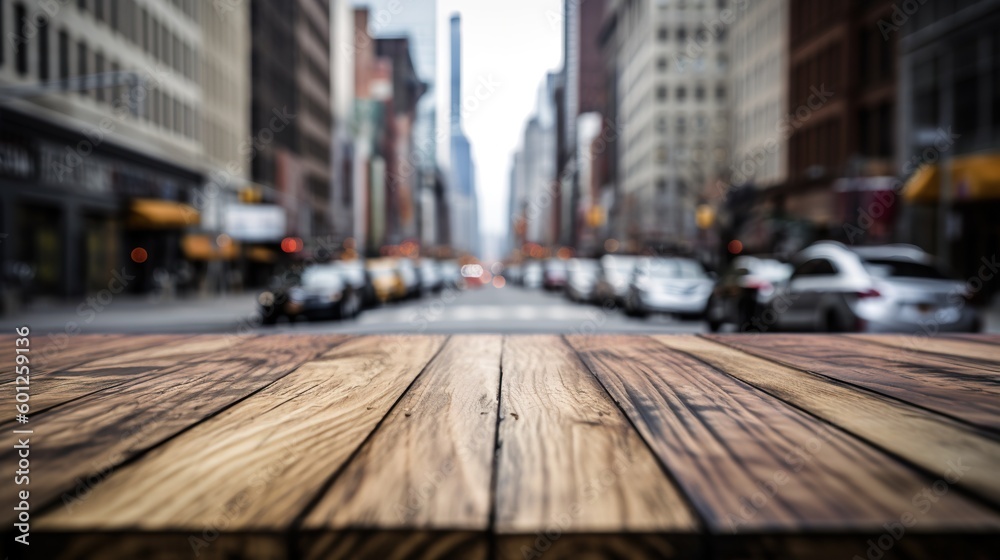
435 0 564 240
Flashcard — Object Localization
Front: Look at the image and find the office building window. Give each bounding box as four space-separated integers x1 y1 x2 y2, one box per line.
15 3 28 76
58 30 70 86
37 17 49 81
77 0 87 12
95 51 105 102
77 41 89 95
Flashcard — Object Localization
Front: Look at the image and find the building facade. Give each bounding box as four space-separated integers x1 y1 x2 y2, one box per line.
0 0 223 301
898 0 1000 291
605 0 732 252
448 13 479 257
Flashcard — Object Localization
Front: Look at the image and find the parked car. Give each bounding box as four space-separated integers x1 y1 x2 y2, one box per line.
259 264 360 324
418 259 444 293
522 261 543 288
439 260 462 289
504 264 523 286
365 258 407 304
706 256 793 332
331 259 376 308
624 257 714 319
396 258 421 298
593 255 640 306
565 258 601 302
764 242 980 333
543 259 569 291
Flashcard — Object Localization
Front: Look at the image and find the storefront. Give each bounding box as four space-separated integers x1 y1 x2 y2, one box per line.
0 108 202 301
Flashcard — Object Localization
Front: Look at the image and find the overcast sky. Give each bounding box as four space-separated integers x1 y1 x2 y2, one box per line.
434 0 564 240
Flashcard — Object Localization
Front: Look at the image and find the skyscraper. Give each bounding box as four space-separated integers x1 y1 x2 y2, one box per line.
356 0 441 247
448 13 479 257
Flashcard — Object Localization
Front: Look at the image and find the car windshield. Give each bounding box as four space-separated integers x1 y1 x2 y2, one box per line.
300 267 341 287
863 259 950 280
641 259 707 279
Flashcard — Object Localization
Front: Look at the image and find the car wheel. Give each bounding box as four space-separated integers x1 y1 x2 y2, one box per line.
824 308 848 333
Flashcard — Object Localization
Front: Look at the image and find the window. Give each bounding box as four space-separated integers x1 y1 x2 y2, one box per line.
656 85 667 100
95 0 104 21
695 85 705 101
77 0 87 12
657 27 668 41
58 30 70 86
15 3 28 76
792 258 837 277
716 86 726 100
677 28 687 43
1 0 5 66
95 51 105 102
77 41 89 95
676 86 687 101
37 17 49 81
657 57 667 72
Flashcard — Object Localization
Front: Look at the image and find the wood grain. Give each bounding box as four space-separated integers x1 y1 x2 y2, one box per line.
4 335 236 414
494 335 697 539
304 335 500 531
37 335 445 535
5 334 339 520
848 334 1000 365
566 335 1000 533
706 334 1000 432
655 335 1000 507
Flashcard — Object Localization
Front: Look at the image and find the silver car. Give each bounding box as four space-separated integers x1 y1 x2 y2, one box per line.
766 242 980 333
624 257 714 318
593 255 640 305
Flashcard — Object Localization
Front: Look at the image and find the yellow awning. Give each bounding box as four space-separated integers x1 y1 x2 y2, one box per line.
182 235 239 261
247 246 277 263
127 199 200 229
903 155 1000 203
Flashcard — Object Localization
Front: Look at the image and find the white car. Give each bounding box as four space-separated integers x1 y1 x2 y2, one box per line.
624 257 714 319
765 242 980 333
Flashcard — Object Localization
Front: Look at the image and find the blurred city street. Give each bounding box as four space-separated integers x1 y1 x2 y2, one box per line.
3 285 999 335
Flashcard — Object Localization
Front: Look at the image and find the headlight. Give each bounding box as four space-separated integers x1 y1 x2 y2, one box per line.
258 292 275 306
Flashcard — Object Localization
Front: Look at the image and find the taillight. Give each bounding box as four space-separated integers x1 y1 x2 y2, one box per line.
856 288 881 299
743 279 772 292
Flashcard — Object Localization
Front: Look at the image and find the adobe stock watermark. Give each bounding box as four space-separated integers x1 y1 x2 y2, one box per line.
842 127 959 245
519 451 633 559
717 84 834 201
673 0 750 72
877 0 931 40
853 458 969 560
727 427 836 534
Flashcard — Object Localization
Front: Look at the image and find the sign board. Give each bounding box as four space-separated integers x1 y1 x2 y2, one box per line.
224 204 286 242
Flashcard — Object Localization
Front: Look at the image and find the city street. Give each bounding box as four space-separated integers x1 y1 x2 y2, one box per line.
5 285 1000 335
0 286 709 335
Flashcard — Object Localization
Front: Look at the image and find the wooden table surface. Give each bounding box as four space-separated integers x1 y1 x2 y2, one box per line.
4 334 1000 559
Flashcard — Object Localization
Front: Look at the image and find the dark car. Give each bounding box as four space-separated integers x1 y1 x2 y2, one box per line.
258 264 361 324
706 256 793 332
542 259 569 291
565 258 601 302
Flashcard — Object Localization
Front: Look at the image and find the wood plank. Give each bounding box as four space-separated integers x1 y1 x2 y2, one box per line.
655 335 1000 507
303 336 500 535
494 335 697 559
3 334 340 522
3 335 235 414
947 333 1000 345
848 334 1000 366
705 334 1000 432
566 335 1000 536
37 336 447 557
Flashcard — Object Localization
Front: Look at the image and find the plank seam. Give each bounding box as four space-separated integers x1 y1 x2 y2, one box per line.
697 334 1000 440
559 335 710 542
29 335 347 526
288 335 453 555
676 335 1000 515
486 335 506 560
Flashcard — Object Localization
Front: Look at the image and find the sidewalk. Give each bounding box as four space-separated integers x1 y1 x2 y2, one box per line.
0 292 260 334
